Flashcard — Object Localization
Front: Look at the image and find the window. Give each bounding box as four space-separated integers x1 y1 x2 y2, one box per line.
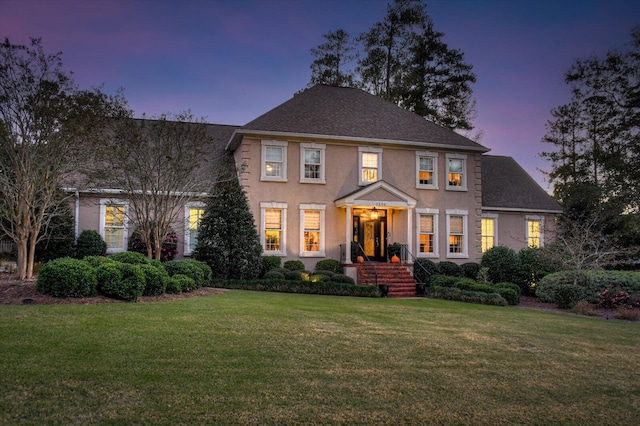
261 202 287 255
526 216 543 248
416 208 439 257
416 151 438 189
446 209 468 258
100 200 127 253
481 214 497 252
359 147 382 185
300 204 325 257
446 153 467 191
300 143 326 184
261 140 288 181
184 204 205 255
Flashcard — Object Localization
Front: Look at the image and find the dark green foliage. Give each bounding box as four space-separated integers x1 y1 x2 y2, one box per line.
452 278 478 291
172 274 196 293
165 276 182 294
429 286 508 306
437 261 462 277
519 247 558 295
481 246 522 286
554 285 586 309
260 255 281 277
264 270 285 280
331 274 355 284
314 269 335 277
138 263 169 296
82 256 110 268
75 230 107 259
284 260 305 271
496 282 522 297
98 262 145 301
413 258 437 285
284 270 309 281
190 260 213 285
108 251 151 265
431 274 456 288
34 201 75 263
36 257 98 297
309 273 330 282
460 262 481 280
163 260 205 288
314 259 344 274
193 172 262 279
209 279 379 297
494 287 520 305
536 270 640 304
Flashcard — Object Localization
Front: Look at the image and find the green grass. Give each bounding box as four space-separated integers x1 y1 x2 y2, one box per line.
1 291 639 425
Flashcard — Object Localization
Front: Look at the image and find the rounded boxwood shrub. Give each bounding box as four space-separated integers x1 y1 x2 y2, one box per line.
36 257 98 297
481 246 522 287
163 260 205 288
75 230 107 259
98 262 146 301
314 269 336 277
413 259 438 286
165 276 183 294
284 260 305 271
82 255 110 268
108 251 151 265
284 270 310 281
431 274 457 288
260 255 281 277
187 260 213 286
263 270 285 280
495 287 519 305
309 273 330 282
172 274 196 293
437 261 462 277
314 259 343 274
452 277 478 290
331 274 355 284
554 284 586 309
138 263 169 296
496 282 521 297
461 262 481 280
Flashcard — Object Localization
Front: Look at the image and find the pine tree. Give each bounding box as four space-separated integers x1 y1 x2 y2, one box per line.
193 171 262 280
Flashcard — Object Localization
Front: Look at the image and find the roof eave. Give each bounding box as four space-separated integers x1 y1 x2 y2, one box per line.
482 206 563 214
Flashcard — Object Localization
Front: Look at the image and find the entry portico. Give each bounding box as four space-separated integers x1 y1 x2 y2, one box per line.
335 181 417 264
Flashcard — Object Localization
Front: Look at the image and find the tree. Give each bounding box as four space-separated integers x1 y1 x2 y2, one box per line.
309 29 357 87
193 163 262 280
0 37 127 279
96 113 224 261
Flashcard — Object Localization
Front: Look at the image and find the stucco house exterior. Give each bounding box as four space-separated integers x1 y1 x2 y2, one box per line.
70 84 561 277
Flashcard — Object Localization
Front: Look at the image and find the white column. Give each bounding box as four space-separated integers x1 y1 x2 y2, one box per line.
407 207 413 260
344 206 352 264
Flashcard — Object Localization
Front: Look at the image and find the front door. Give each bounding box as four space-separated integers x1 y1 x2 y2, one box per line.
353 209 387 261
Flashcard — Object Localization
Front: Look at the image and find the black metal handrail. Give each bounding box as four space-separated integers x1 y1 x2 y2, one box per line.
399 245 432 295
340 242 378 287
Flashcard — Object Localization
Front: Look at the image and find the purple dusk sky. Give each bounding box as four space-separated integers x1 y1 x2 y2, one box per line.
2 0 639 192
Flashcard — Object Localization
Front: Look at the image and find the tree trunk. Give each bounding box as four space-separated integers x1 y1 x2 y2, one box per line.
16 239 27 280
26 234 38 280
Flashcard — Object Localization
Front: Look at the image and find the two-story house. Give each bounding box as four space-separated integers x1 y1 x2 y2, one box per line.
71 84 561 277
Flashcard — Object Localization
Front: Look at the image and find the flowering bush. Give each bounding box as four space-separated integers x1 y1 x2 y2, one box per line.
128 227 178 262
598 284 640 309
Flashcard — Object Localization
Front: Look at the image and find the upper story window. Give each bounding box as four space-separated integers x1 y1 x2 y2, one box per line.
481 214 497 252
416 208 439 258
300 204 326 257
100 199 128 253
446 209 468 258
184 203 205 255
261 140 288 182
416 151 438 189
300 143 326 184
526 216 543 248
446 153 467 191
260 202 287 255
359 146 382 186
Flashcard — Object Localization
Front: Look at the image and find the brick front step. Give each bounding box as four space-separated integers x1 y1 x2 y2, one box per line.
357 263 418 298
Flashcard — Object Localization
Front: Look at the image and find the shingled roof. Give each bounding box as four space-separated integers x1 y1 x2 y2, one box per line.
482 155 561 212
227 85 489 152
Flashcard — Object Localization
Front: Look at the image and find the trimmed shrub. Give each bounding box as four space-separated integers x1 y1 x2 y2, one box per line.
98 262 145 301
452 277 479 290
163 260 205 288
413 259 438 286
260 255 281 277
309 273 330 282
108 251 151 265
284 270 310 281
431 274 457 288
36 257 98 297
96 262 122 295
537 270 640 304
138 263 169 296
460 262 481 280
481 246 522 288
496 282 522 297
331 274 355 284
263 270 285 280
209 278 379 297
165 276 183 294
82 255 111 268
429 285 508 306
190 260 213 285
314 269 336 277
75 230 107 259
437 261 462 277
172 274 196 293
553 284 586 309
518 247 559 295
315 259 344 274
495 287 519 305
284 260 305 271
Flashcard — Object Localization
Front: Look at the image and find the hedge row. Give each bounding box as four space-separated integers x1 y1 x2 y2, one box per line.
209 279 380 297
36 256 212 301
429 286 508 306
430 274 520 305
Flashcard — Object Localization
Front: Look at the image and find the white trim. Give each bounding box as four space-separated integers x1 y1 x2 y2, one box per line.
335 180 417 209
416 208 439 258
446 209 468 259
445 153 467 191
300 142 326 184
481 213 498 252
99 198 129 253
299 203 326 257
261 140 288 182
184 202 205 256
260 202 288 255
358 146 382 186
415 151 438 190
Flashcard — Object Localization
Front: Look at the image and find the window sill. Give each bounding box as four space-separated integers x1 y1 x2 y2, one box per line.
260 177 288 182
446 253 469 259
416 185 439 190
446 186 467 192
300 252 326 258
300 179 326 184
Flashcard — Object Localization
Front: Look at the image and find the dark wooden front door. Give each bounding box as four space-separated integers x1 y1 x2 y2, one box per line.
353 209 387 261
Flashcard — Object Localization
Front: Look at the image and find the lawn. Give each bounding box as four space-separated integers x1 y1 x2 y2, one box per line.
1 290 638 425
